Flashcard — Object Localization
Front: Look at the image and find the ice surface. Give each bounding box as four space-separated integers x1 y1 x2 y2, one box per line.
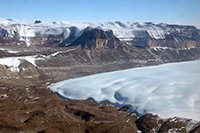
50 60 200 120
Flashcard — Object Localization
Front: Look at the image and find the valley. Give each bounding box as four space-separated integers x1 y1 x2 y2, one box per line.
0 19 200 132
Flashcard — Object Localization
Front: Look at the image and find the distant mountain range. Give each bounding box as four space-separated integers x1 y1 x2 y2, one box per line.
0 18 200 49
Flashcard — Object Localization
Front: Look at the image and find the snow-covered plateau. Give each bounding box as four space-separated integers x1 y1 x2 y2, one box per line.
0 18 198 46
50 60 200 121
0 18 167 38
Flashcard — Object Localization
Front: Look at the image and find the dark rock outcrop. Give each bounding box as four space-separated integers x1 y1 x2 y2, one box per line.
118 105 131 112
75 110 94 121
136 113 200 133
34 20 42 24
136 113 163 132
67 27 120 49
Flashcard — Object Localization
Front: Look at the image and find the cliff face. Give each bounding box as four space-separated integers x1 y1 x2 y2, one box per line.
67 27 120 49
145 26 200 49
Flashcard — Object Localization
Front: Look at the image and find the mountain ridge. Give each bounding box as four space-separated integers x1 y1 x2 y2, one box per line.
1 18 200 49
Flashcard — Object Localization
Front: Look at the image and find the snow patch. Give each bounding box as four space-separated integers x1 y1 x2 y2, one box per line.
0 55 40 68
0 57 21 67
51 51 60 56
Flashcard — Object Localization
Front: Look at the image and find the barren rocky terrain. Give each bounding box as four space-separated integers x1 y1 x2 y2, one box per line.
0 83 139 133
1 83 200 133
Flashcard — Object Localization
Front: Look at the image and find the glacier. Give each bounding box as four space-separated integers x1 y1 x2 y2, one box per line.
49 60 200 121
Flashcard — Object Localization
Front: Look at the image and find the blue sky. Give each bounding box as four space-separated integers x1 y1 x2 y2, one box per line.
0 0 199 21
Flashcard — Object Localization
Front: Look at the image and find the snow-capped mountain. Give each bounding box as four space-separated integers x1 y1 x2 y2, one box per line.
0 18 199 49
0 18 169 40
49 60 200 121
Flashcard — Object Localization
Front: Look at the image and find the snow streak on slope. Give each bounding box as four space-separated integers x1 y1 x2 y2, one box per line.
50 60 200 121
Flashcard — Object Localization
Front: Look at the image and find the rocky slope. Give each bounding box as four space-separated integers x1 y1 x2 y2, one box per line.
0 84 199 133
136 113 200 133
0 84 138 133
